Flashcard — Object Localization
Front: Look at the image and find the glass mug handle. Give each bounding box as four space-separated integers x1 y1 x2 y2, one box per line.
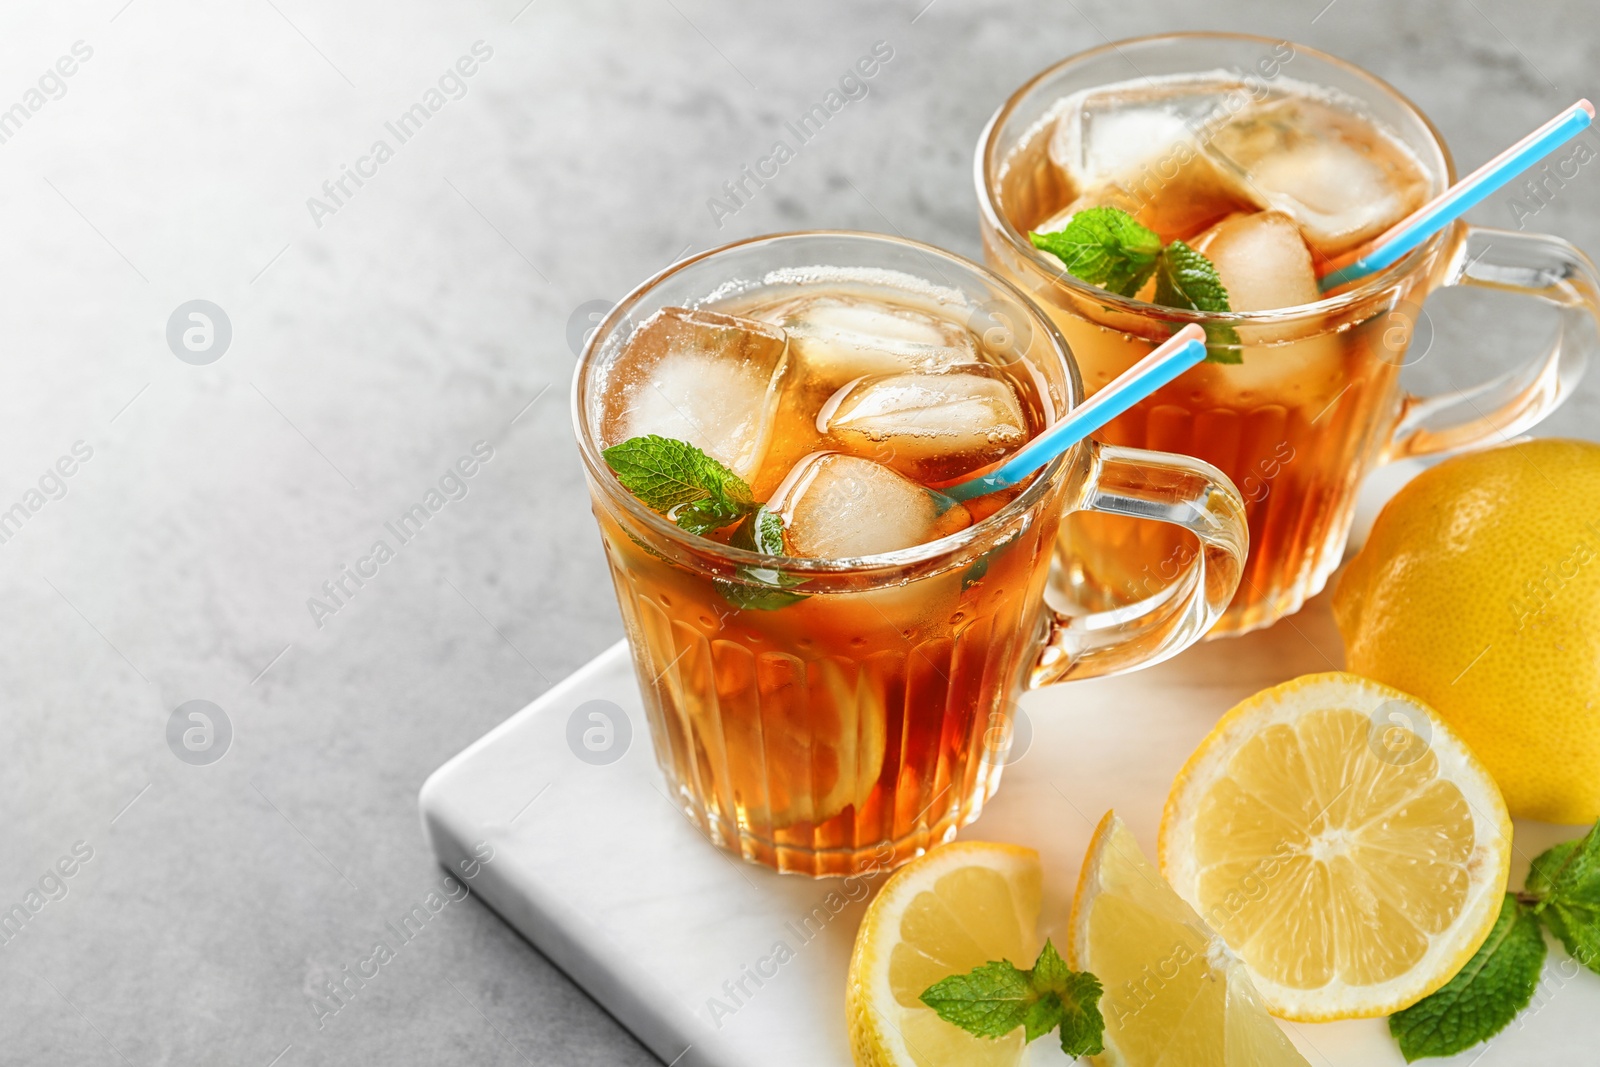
1028 441 1248 686
1385 225 1599 461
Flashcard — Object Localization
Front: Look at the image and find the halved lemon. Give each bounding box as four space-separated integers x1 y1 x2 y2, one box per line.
846 842 1041 1067
1159 672 1512 1021
1071 811 1309 1066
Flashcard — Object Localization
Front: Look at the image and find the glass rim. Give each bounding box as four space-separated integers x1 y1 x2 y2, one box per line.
974 30 1462 326
570 228 1085 576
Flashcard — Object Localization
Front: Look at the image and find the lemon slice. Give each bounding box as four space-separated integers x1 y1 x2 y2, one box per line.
847 842 1041 1067
1159 672 1512 1021
1071 811 1309 1066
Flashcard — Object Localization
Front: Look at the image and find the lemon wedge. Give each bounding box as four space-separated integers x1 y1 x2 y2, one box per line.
1071 810 1309 1066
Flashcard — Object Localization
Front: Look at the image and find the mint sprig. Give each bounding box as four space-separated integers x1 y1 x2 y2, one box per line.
603 436 807 611
602 434 757 535
920 940 1104 1058
1029 207 1239 363
1388 819 1600 1060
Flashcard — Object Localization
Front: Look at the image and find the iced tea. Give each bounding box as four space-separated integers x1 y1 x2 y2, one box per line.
982 46 1449 633
585 266 1059 876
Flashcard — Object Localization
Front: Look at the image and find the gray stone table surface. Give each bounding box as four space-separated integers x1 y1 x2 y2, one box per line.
3 0 1598 1064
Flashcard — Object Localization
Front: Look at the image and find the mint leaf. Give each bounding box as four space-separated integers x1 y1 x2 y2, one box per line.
1154 240 1230 312
1030 207 1162 298
1526 839 1583 898
1389 895 1545 1061
1154 240 1242 363
730 504 785 556
1022 994 1065 1045
1538 894 1600 975
1527 821 1600 899
1029 939 1073 989
602 435 757 534
1527 822 1600 973
920 960 1034 1038
1031 941 1104 1056
714 506 809 611
674 496 755 536
920 940 1103 1053
720 506 808 610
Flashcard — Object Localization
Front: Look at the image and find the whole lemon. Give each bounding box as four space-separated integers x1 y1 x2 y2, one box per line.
1334 438 1600 824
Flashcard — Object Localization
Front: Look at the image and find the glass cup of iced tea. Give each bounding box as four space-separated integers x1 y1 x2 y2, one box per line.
978 33 1600 635
572 232 1247 876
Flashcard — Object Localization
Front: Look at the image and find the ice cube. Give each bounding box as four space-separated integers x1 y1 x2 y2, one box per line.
1050 83 1226 184
1192 211 1344 403
769 453 972 559
1047 81 1256 240
605 306 788 480
1203 97 1429 255
818 368 1028 481
1193 211 1320 315
755 294 975 379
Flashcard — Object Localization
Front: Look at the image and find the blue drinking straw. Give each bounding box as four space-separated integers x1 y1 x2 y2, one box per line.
941 324 1208 502
1319 100 1595 291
